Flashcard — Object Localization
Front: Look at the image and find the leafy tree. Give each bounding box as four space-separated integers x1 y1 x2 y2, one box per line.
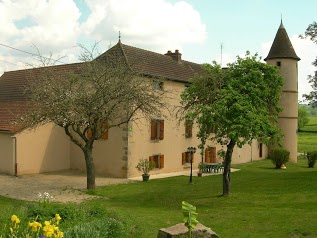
300 21 317 106
298 106 309 130
180 53 283 196
20 45 165 189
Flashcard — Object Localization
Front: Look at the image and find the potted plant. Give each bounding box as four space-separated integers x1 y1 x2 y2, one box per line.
136 158 156 181
198 162 206 176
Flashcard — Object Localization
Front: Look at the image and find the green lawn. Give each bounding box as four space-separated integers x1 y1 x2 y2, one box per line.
1 159 317 237
298 116 317 152
87 158 317 238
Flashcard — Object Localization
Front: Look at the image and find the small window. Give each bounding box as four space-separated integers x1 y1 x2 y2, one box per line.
150 119 164 140
276 61 281 67
182 152 194 164
87 126 108 140
149 154 164 169
185 120 193 138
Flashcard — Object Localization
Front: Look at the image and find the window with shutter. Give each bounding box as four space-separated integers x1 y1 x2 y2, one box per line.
149 154 164 169
150 120 158 140
150 119 164 141
183 152 194 164
159 155 164 169
185 120 192 138
159 120 164 140
87 129 92 139
205 147 216 163
182 152 186 165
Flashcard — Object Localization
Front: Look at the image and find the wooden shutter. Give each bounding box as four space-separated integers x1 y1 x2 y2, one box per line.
211 147 217 163
102 130 109 140
205 148 211 163
150 120 157 140
159 120 164 140
185 120 192 138
87 129 92 139
149 156 155 168
182 152 186 165
159 155 164 169
102 123 108 140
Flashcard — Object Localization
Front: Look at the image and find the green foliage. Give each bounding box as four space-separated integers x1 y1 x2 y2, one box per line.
182 201 199 238
180 52 284 195
301 21 317 106
269 148 290 168
64 217 127 238
26 202 106 226
297 117 317 152
298 106 309 130
299 104 317 116
306 151 317 168
136 158 156 175
1 159 317 237
198 162 207 172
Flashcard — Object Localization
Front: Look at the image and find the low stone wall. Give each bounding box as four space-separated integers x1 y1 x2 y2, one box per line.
157 223 219 238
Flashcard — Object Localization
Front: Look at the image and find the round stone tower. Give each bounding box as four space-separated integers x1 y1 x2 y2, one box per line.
264 21 300 163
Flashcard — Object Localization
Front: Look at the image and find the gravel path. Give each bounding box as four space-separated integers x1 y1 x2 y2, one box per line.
0 170 133 203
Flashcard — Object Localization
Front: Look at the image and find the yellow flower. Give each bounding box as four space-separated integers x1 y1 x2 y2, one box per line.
28 221 42 232
9 227 13 233
54 231 64 238
55 214 61 224
10 215 20 224
44 220 51 226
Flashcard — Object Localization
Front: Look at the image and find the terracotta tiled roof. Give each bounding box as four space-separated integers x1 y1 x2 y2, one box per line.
264 21 300 61
0 63 82 133
98 41 205 82
0 42 203 133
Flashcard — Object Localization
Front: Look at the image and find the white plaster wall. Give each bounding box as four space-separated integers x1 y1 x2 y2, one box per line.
15 123 70 175
70 126 127 177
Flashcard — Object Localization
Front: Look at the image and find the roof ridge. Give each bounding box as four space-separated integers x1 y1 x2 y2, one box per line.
117 41 132 69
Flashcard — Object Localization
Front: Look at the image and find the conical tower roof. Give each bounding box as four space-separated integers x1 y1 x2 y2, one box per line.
264 21 300 61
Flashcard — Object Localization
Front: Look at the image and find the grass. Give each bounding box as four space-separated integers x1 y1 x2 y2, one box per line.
1 159 317 237
86 158 317 238
298 116 317 152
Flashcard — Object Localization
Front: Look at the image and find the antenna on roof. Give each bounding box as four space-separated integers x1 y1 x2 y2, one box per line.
220 43 223 68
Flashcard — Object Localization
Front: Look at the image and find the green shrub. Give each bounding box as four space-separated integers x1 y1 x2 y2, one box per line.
306 151 317 168
64 217 127 238
269 148 290 169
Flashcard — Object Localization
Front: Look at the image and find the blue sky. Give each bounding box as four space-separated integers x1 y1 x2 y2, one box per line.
0 0 317 100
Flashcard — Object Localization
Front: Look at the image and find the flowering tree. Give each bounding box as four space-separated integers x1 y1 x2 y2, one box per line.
180 53 283 196
20 45 166 189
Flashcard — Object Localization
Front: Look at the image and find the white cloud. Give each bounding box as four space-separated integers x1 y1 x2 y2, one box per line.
0 0 207 76
82 0 207 53
0 0 81 75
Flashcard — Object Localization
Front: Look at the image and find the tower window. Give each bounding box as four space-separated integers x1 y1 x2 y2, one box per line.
276 61 281 66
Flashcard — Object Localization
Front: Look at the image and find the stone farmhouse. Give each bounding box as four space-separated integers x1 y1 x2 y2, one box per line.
0 21 298 178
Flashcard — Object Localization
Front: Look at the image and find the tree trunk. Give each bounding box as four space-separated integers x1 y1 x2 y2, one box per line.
84 146 96 190
222 139 236 196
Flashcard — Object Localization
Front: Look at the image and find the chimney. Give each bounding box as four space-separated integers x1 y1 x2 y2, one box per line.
165 49 182 62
